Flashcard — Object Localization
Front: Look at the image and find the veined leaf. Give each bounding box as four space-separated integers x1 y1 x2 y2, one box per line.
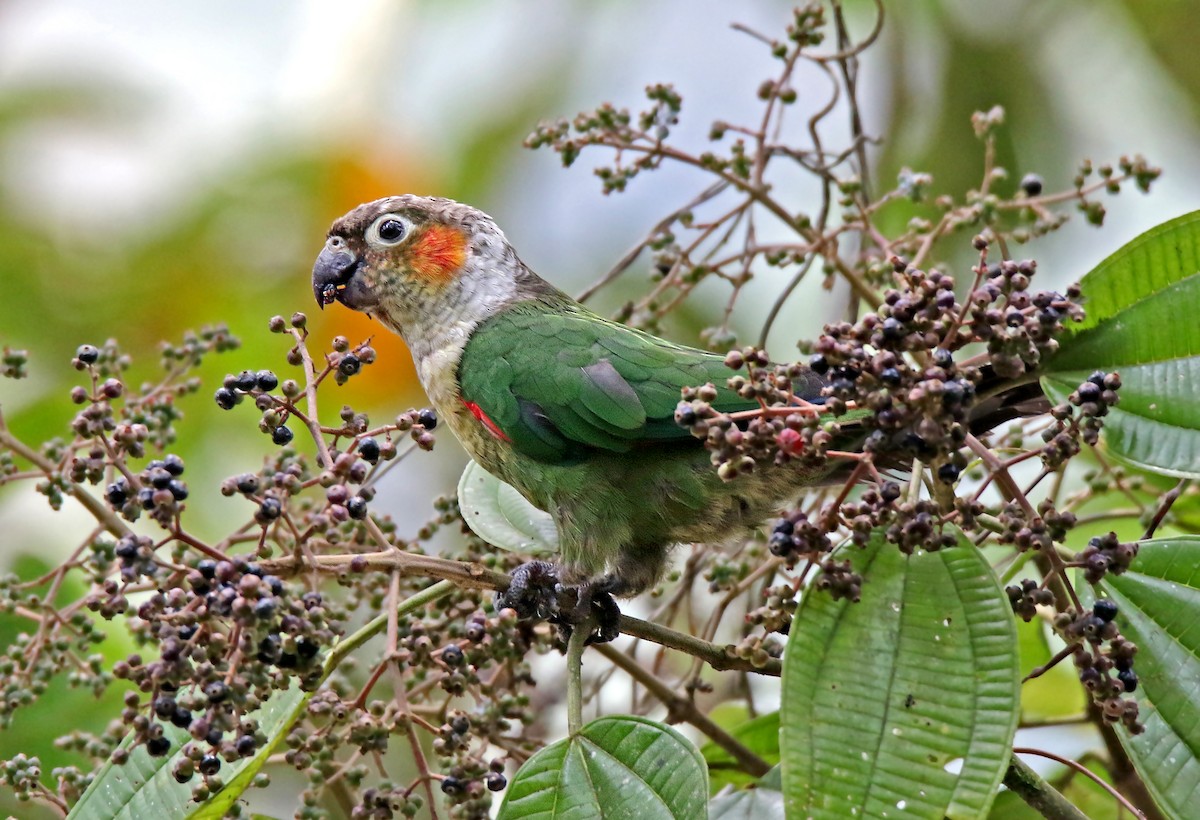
458 459 558 554
1045 210 1200 477
498 715 708 820
1080 536 1200 819
781 531 1019 819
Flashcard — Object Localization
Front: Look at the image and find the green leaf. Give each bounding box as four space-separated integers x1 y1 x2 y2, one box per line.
67 679 309 820
498 715 709 820
700 710 780 794
1044 210 1200 477
781 531 1019 819
458 459 558 554
1079 536 1200 819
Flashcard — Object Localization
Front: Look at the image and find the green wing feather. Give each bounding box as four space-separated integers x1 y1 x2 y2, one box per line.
458 300 818 464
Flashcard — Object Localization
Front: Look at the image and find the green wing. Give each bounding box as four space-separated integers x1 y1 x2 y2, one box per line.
458 301 820 464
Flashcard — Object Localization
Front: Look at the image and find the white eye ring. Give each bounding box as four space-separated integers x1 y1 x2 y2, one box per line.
366 214 410 247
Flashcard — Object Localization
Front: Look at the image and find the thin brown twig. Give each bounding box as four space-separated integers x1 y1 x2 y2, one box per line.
1013 747 1146 819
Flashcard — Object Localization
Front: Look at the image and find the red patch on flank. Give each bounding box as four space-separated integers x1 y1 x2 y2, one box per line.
410 225 468 282
776 428 804 457
463 400 511 442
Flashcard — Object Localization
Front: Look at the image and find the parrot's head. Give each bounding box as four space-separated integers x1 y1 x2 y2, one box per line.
313 195 537 342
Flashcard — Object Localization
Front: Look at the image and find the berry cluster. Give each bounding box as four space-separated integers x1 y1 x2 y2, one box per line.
1041 371 1122 468
1006 579 1056 621
767 511 832 564
813 559 863 603
1077 532 1140 584
97 557 342 790
745 583 799 635
674 348 828 481
1057 600 1142 733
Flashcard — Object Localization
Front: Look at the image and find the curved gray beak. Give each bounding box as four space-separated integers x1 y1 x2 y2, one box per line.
312 246 361 308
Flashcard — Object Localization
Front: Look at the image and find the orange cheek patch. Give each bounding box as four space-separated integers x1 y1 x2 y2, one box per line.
409 225 468 283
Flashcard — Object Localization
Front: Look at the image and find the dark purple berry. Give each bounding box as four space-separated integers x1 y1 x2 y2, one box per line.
357 437 380 463
233 370 257 392
441 645 464 667
440 776 463 796
214 388 238 410
417 408 437 429
146 736 171 757
106 481 129 506
1118 668 1138 693
296 637 320 660
76 344 100 365
171 707 193 729
346 497 368 520
1093 599 1118 623
204 681 229 704
253 598 277 620
486 772 507 792
338 354 361 376
255 370 278 391
937 463 961 484
198 754 221 776
272 425 294 446
1020 173 1044 196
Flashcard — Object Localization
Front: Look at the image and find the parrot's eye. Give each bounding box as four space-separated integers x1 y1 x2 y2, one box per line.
378 220 404 242
367 214 410 247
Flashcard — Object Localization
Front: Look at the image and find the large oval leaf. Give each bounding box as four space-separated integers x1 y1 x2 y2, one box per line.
497 715 709 820
458 459 558 554
1080 536 1200 818
1044 210 1200 477
781 531 1019 819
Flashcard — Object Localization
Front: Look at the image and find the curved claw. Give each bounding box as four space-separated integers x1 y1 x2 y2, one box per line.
494 560 560 621
495 561 623 644
585 589 621 645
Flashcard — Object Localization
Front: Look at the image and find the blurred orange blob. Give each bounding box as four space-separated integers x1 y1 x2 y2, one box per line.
308 143 439 414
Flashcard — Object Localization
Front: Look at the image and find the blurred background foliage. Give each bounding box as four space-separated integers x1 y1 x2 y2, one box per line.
1 0 1199 816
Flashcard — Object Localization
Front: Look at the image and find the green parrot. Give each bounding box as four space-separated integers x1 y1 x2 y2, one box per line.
312 195 838 634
